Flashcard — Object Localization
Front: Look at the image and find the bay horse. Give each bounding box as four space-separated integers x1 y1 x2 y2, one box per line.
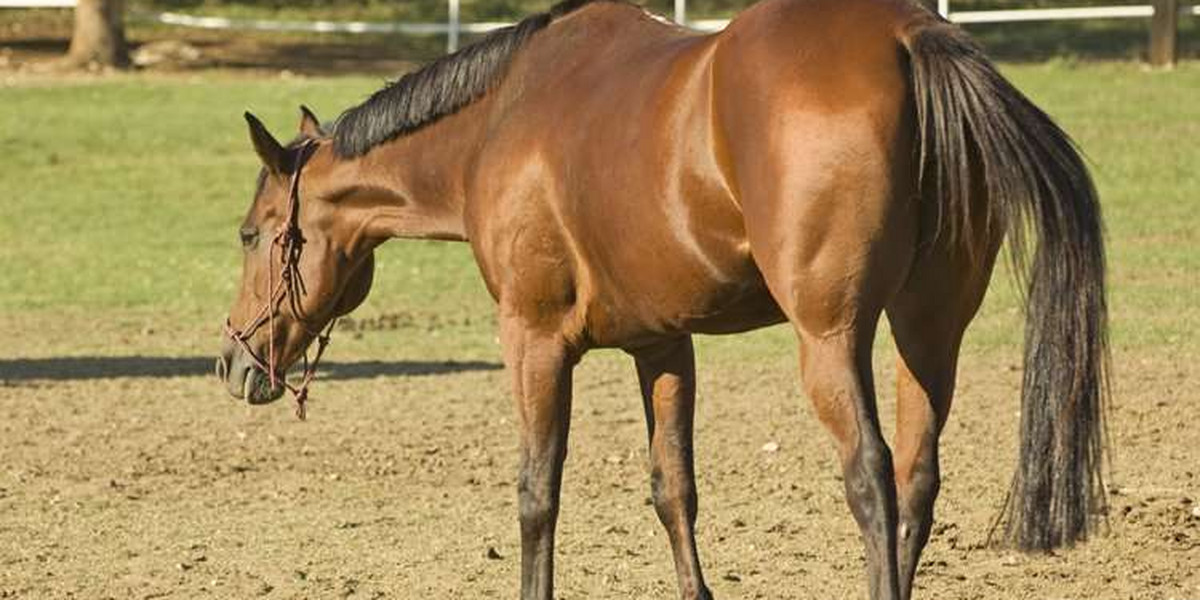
215 0 1109 598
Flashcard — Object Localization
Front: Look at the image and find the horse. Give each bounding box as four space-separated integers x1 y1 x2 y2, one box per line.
215 0 1109 597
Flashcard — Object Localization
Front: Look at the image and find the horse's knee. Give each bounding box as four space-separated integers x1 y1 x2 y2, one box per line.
518 491 556 537
518 464 560 535
650 465 698 525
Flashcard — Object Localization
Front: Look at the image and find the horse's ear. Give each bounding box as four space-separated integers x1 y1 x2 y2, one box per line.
299 105 324 138
245 112 286 174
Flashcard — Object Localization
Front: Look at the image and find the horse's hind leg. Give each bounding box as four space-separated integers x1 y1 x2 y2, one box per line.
734 133 918 598
630 336 712 600
734 118 915 599
886 241 998 600
798 324 901 599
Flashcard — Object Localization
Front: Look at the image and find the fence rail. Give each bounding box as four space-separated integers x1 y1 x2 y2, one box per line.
4 0 1196 65
151 12 513 36
0 0 73 6
952 5 1155 21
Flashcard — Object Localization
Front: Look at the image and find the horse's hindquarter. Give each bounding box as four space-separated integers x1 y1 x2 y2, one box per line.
468 3 785 348
712 0 922 331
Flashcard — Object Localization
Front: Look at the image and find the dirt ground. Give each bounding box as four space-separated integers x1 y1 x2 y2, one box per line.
0 309 1197 600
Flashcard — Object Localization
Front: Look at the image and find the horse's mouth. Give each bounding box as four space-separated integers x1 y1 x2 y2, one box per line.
242 368 286 404
217 354 285 404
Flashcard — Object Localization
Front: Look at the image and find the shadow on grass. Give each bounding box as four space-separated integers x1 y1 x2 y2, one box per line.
0 356 501 382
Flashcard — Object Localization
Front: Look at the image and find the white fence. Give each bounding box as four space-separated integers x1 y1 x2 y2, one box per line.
0 0 74 6
4 0 1196 63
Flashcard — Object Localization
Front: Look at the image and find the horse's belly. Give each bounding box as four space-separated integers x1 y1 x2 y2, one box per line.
581 257 786 348
679 285 787 334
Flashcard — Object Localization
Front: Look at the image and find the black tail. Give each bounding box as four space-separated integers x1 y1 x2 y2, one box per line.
901 20 1109 551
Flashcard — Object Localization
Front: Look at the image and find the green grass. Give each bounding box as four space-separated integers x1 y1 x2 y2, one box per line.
0 62 1197 366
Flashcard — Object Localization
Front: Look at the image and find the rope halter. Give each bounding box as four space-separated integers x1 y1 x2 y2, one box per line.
223 139 337 420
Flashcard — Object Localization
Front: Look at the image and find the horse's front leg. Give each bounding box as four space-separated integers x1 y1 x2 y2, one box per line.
631 336 713 600
501 317 579 600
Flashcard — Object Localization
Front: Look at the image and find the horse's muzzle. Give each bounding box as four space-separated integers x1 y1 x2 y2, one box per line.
217 339 285 404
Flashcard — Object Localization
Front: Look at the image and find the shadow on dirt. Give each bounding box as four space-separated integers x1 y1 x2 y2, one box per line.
0 356 501 382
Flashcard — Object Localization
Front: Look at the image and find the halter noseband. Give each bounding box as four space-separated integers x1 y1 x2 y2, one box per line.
223 139 336 420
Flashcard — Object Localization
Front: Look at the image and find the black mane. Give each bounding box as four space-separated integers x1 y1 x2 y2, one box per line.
333 0 618 158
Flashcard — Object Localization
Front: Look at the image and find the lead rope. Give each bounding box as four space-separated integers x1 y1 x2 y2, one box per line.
224 139 336 420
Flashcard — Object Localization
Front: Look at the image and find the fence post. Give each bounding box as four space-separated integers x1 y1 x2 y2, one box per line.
674 0 686 24
1149 0 1178 67
447 0 460 53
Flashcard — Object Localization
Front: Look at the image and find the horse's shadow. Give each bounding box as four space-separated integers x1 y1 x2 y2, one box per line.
0 356 501 382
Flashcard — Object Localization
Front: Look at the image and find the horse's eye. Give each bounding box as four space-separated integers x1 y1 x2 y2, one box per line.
239 226 259 248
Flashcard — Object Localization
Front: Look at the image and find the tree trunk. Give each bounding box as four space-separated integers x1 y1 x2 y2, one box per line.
64 0 129 69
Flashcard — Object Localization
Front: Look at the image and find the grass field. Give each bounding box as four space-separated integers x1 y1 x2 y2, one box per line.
1 62 1198 598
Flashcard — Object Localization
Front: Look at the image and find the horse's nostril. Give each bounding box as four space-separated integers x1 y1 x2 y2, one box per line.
215 356 229 381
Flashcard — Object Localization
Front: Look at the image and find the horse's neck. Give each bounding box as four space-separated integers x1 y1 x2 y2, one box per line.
348 105 492 243
337 4 642 245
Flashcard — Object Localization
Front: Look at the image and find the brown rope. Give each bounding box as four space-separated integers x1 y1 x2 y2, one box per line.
224 140 336 420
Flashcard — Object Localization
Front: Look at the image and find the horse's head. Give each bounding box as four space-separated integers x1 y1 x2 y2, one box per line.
217 107 376 407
